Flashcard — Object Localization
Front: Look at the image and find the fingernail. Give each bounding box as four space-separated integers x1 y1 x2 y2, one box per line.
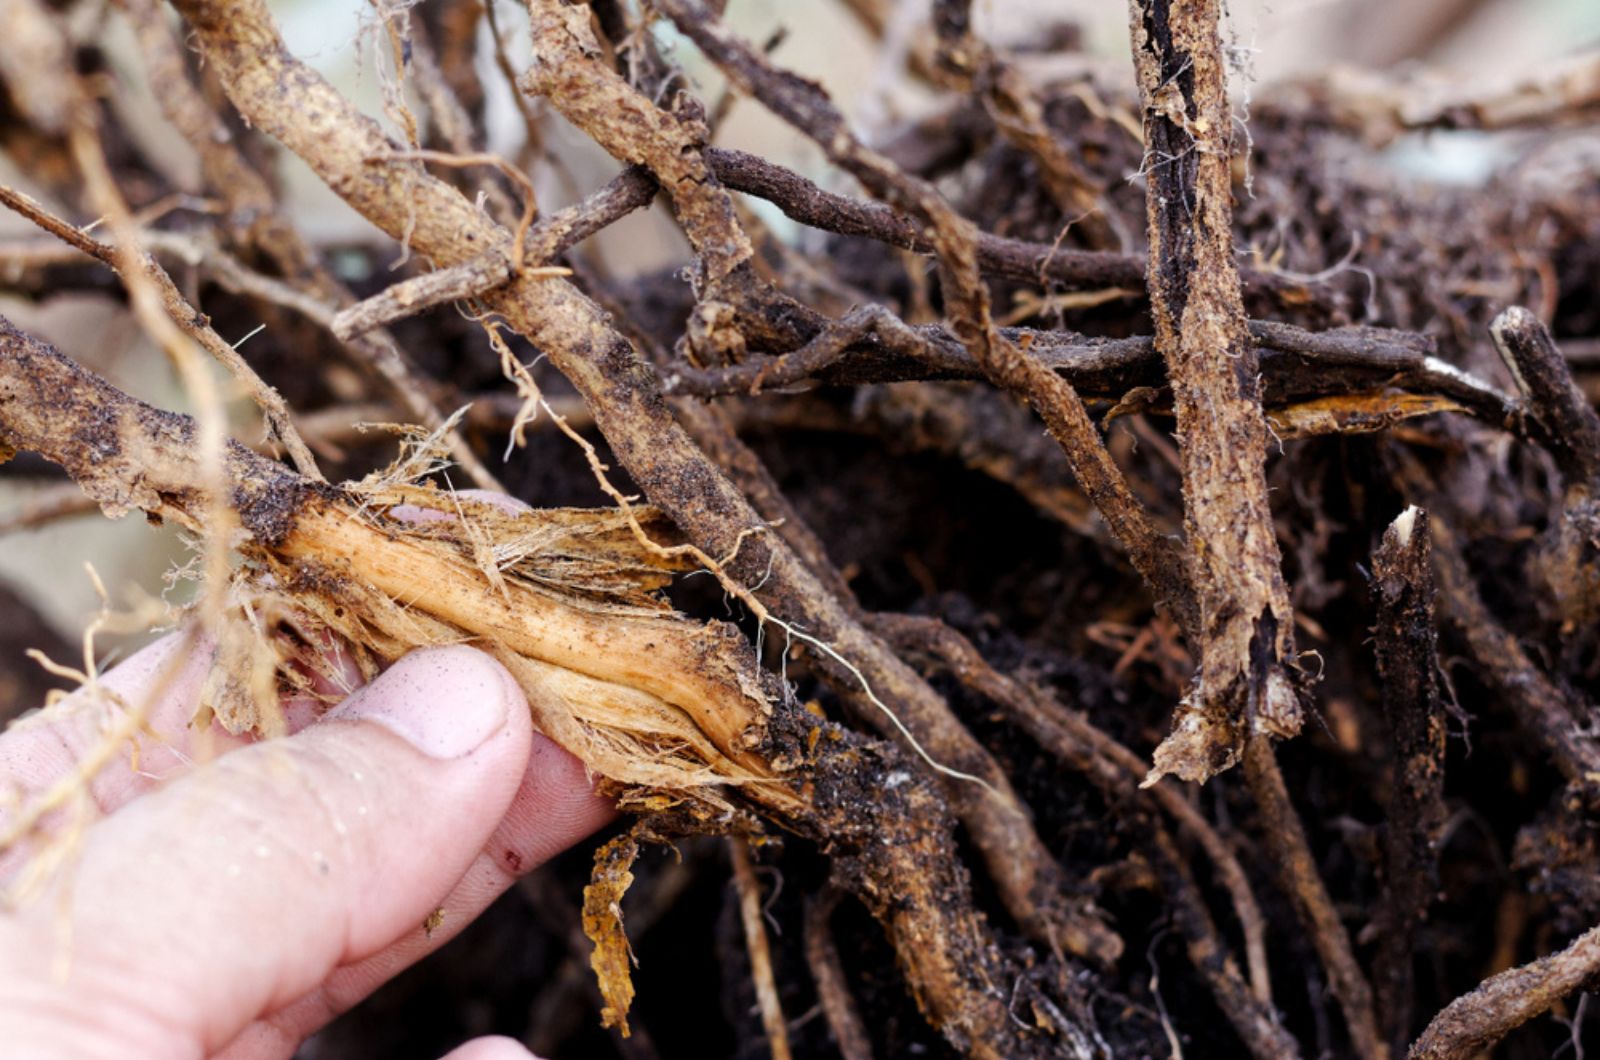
328 646 512 759
458 490 533 516
390 492 531 525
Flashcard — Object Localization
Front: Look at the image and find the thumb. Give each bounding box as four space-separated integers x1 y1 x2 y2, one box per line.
0 645 534 1059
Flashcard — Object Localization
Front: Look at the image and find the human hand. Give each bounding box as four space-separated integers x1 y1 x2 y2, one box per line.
0 632 615 1059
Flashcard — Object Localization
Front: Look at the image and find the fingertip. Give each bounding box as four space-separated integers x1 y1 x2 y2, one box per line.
438 1036 539 1060
0 627 241 850
457 490 533 516
489 733 615 878
389 490 531 526
526 733 614 830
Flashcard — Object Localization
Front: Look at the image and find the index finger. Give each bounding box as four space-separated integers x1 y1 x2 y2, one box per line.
0 626 358 882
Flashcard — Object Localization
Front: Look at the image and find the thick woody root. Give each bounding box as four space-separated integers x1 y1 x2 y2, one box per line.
1410 924 1600 1059
1124 5 1385 1056
1126 0 1302 785
0 316 1059 1058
